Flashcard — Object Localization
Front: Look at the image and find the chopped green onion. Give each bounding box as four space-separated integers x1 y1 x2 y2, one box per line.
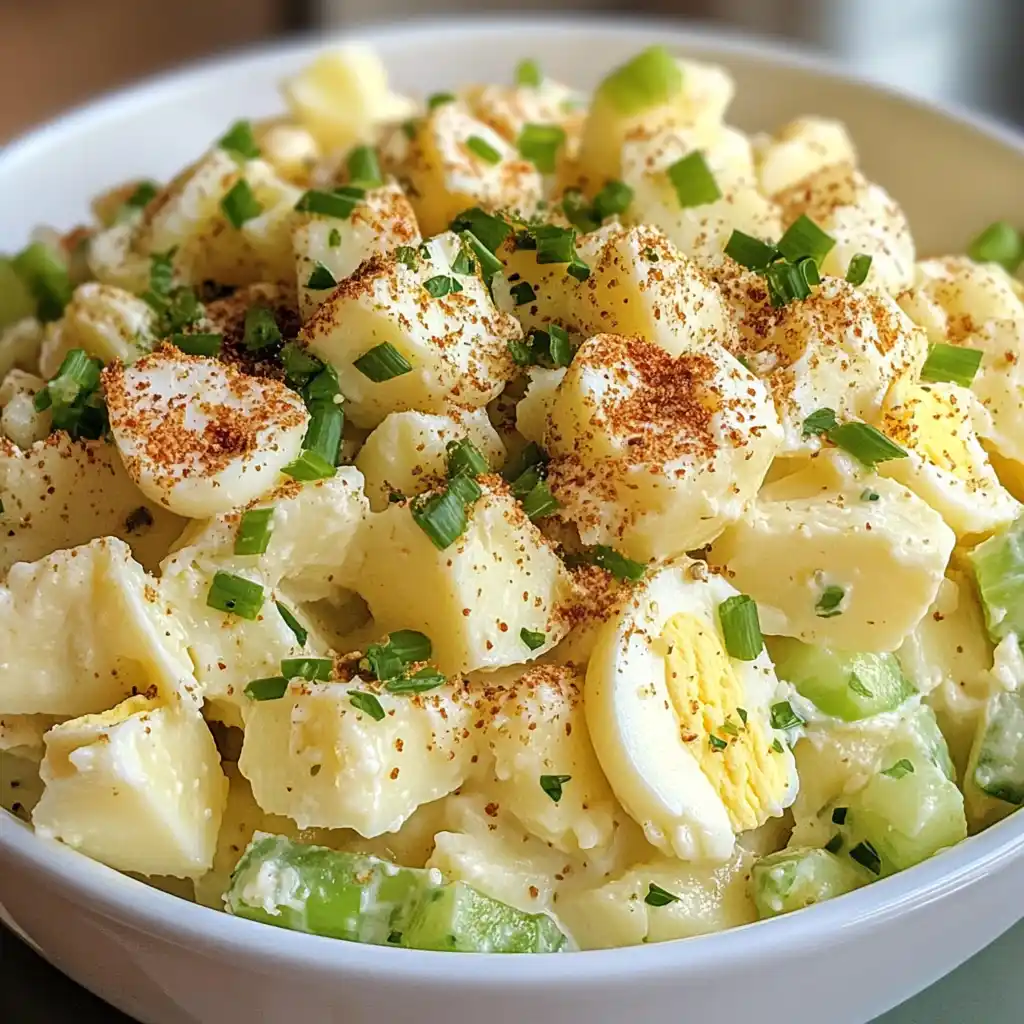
12 243 72 322
234 507 274 555
967 220 1023 273
466 135 502 164
846 253 873 286
447 473 482 506
666 151 721 209
510 281 536 306
387 629 433 663
597 46 683 116
517 123 566 174
219 120 260 160
828 421 908 468
423 275 463 298
533 225 577 265
363 645 403 683
770 701 805 731
412 489 469 550
737 707 748 725
427 92 456 110
349 691 385 721
275 601 308 646
721 719 740 737
449 208 511 254
503 441 548 482
354 342 413 382
303 365 341 403
567 259 591 283
548 324 573 367
346 145 382 188
643 247 659 262
146 248 175 300
395 245 419 270
220 179 263 228
306 262 337 290
244 677 288 701
461 231 503 283
281 342 324 387
709 734 729 751
832 807 848 825
801 407 838 438
777 215 836 265
385 667 446 694
772 738 785 754
881 758 915 780
171 332 222 357
848 675 874 699
328 228 342 247
521 481 559 520
591 545 646 582
401 119 418 140
508 339 534 366
521 628 546 651
446 438 489 478
724 231 779 272
243 306 281 351
451 247 475 276
849 840 881 876
920 343 983 387
644 882 681 907
206 571 265 620
561 188 600 234
539 774 571 803
717 594 764 661
123 180 159 212
765 259 813 306
281 657 333 681
824 833 844 854
510 466 543 500
295 188 363 219
515 59 542 87
815 585 845 619
592 180 634 221
303 400 344 466
282 450 336 481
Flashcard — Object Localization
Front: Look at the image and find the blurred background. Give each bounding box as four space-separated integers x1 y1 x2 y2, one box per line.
2 0 1023 144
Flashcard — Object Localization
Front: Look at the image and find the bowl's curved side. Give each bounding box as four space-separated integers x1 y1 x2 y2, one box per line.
0 15 1022 1024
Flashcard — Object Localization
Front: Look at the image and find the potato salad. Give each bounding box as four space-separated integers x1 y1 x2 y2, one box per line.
2 44 1023 954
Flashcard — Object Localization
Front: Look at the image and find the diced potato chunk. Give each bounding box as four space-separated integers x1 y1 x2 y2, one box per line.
32 695 227 878
0 369 50 447
755 117 857 198
515 367 566 444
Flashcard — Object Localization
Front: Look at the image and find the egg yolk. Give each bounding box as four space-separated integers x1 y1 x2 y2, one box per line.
883 385 975 484
661 612 789 833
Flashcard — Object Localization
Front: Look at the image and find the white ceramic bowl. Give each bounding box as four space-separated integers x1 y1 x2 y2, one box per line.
0 16 1022 1024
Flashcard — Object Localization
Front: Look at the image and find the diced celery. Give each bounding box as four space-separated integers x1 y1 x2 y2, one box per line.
750 848 867 919
403 882 568 953
224 833 442 944
0 257 36 329
971 689 1024 806
11 242 72 323
970 517 1024 644
768 637 915 722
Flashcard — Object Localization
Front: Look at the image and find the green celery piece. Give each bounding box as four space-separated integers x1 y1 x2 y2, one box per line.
768 637 915 722
403 881 568 953
971 689 1024 806
0 256 37 329
224 833 442 944
750 848 867 919
970 516 1024 644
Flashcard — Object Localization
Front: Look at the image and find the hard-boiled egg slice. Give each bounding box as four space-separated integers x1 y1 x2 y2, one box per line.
879 380 1021 538
586 562 798 863
103 346 308 518
545 333 781 561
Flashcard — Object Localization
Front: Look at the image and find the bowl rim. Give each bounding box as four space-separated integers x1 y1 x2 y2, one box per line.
1 12 1022 982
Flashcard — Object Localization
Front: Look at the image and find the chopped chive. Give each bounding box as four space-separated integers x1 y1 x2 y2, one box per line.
860 489 880 502
597 46 682 116
349 690 385 721
510 281 536 306
521 628 546 651
721 720 740 737
243 306 281 351
508 338 534 366
816 584 845 619
737 707 748 725
521 480 559 520
920 343 983 387
462 230 503 283
218 120 260 160
172 332 223 356
451 248 475 277
401 119 418 140
515 58 542 87
881 758 915 780
206 571 265 620
717 594 764 661
244 677 288 701
666 151 722 208
832 806 848 825
532 224 577 265
849 840 881 875
770 701 805 731
220 179 263 228
13 242 72 322
427 92 456 110
303 400 343 466
561 188 600 233
234 507 274 555
449 208 512 253
281 657 333 681
447 472 482 505
801 407 838 439
423 274 463 298
281 342 324 387
777 215 836 264
591 545 646 582
328 228 342 247
540 774 571 803
772 738 785 754
567 258 591 282
282 449 336 481
306 262 337 290
765 259 814 306
503 441 548 482
724 230 780 273
363 645 403 683
385 667 446 694
123 180 159 212
824 833 844 854
517 123 566 174
395 245 419 269
446 438 489 478
644 882 681 907
383 630 433 664
846 253 873 286
466 135 502 164
510 466 543 500
709 734 729 751
967 220 1023 273
303 365 341 403
353 342 413 382
295 188 363 219
828 421 908 468
275 601 308 646
848 674 874 699
346 145 382 188
592 180 634 221
412 489 469 550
